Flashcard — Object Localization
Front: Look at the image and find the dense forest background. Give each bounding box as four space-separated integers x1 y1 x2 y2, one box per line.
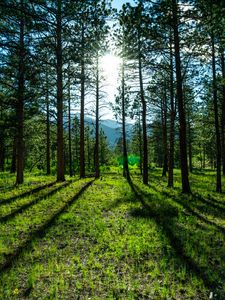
0 0 225 193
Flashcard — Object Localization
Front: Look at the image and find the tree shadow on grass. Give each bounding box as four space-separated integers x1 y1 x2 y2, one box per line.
127 179 225 299
0 181 57 205
139 180 225 233
0 180 73 222
0 180 94 273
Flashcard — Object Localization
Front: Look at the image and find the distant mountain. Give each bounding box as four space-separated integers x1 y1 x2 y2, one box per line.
100 122 121 146
69 114 132 147
100 119 120 129
84 116 134 146
84 117 121 146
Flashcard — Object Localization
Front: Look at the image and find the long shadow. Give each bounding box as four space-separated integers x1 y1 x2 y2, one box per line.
0 181 57 205
144 180 225 235
206 194 225 206
160 189 225 235
0 179 94 273
127 179 222 295
0 181 73 222
192 193 225 218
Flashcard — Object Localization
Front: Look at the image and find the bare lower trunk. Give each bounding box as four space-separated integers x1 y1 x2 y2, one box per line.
46 73 51 175
138 35 148 184
11 136 17 173
16 0 25 185
138 114 143 175
221 51 225 175
95 55 100 178
56 0 65 182
187 109 193 173
68 76 72 177
168 32 175 188
80 25 85 178
161 85 168 177
121 58 130 182
212 33 221 192
172 0 191 193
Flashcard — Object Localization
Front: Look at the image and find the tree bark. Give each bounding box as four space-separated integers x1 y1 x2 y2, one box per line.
0 134 5 172
138 113 143 175
138 34 148 185
68 75 72 177
80 25 85 178
187 107 193 173
211 33 222 192
221 51 225 175
16 0 25 185
0 107 4 171
10 136 17 173
46 72 51 175
168 34 175 188
172 0 191 193
161 84 168 177
56 0 65 182
121 57 130 182
95 55 100 178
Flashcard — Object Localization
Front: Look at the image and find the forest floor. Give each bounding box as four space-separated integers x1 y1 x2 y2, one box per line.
0 169 225 299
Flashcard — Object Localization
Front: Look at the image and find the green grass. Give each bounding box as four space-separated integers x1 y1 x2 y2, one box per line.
0 169 224 299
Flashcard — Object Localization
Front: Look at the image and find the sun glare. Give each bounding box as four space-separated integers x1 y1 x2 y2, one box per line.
99 54 122 118
100 54 121 83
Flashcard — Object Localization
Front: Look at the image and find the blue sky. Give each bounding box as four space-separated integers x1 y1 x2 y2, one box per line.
112 0 136 10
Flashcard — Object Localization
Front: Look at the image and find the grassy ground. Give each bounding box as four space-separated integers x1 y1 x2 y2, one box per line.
0 169 224 299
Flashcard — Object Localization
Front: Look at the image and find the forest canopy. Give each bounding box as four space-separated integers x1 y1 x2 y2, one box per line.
0 0 224 193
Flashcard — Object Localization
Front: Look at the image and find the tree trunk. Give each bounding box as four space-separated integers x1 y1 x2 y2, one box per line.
0 134 5 172
56 0 65 182
74 117 79 173
10 136 17 173
0 106 4 171
187 108 193 173
16 0 25 185
80 25 85 178
121 57 130 182
138 34 148 185
86 127 91 171
172 0 191 193
203 145 206 169
168 32 175 188
95 55 100 178
221 51 225 175
68 75 72 177
211 33 222 192
161 84 168 177
138 113 143 175
46 72 51 175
